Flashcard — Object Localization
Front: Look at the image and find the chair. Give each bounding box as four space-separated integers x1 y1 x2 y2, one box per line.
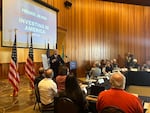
100 106 125 113
54 97 79 113
33 85 41 111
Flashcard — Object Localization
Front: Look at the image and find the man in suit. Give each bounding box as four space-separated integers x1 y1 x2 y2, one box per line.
50 49 64 79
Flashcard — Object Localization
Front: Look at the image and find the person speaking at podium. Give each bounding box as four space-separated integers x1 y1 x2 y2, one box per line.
50 49 64 79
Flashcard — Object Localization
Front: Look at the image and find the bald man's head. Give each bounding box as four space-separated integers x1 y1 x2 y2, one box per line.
110 72 126 89
45 69 53 78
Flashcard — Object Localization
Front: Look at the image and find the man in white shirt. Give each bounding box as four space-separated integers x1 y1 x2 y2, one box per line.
38 69 57 106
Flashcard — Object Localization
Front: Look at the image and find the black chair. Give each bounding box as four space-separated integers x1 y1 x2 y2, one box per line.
33 85 41 111
100 106 125 113
54 97 79 113
41 103 54 113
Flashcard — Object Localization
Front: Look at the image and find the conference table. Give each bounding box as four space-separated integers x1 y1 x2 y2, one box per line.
78 74 150 113
124 71 150 87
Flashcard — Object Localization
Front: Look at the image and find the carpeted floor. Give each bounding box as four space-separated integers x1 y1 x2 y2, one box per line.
126 85 150 97
0 76 40 113
0 76 150 113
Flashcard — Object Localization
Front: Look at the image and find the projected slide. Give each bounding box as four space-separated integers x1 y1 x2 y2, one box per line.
2 0 57 49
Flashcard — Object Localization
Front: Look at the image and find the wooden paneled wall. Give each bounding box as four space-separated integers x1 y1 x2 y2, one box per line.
53 0 150 77
1 0 150 78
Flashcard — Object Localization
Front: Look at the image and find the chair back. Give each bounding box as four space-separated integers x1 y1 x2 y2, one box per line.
33 85 41 111
100 106 125 113
35 84 41 103
54 97 79 113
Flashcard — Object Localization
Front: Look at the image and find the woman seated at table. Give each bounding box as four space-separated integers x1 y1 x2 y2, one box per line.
102 60 113 74
56 65 69 92
58 74 89 113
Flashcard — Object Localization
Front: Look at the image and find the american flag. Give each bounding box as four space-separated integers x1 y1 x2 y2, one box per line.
25 35 35 89
46 43 50 68
8 33 20 97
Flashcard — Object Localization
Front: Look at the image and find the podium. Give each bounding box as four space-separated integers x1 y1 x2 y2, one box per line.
65 61 77 76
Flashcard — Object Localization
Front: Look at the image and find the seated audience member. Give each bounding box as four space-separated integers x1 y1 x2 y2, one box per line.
111 59 119 70
103 60 113 74
96 72 143 113
59 74 89 113
125 52 134 69
100 59 106 74
141 64 148 71
56 65 69 92
34 67 45 86
141 60 150 71
38 69 57 108
89 61 101 79
130 59 140 69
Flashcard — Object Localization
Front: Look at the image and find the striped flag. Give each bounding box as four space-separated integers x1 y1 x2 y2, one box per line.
25 35 35 89
8 32 20 97
46 43 50 68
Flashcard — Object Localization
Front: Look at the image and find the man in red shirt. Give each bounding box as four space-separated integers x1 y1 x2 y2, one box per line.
96 72 143 113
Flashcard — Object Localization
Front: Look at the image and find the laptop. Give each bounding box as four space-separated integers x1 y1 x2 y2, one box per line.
88 85 105 98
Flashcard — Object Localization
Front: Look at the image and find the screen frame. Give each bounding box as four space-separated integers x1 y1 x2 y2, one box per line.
1 0 59 50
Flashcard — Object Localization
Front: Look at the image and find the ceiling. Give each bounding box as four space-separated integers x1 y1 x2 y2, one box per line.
100 0 150 6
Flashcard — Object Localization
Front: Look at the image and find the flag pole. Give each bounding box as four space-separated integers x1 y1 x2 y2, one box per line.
8 29 20 102
25 32 35 95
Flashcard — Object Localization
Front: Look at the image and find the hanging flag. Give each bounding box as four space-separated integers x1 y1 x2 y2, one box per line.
25 34 35 89
46 43 50 68
61 45 64 60
8 31 20 97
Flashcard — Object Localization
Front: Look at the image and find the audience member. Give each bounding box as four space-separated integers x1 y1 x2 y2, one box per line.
130 58 140 69
38 69 57 108
34 67 45 86
56 65 69 92
103 60 113 74
100 59 106 74
59 74 89 113
111 59 119 70
96 72 143 113
50 49 64 79
141 60 150 71
125 52 134 69
89 61 101 79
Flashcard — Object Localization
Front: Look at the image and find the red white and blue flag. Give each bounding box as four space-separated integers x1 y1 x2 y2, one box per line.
25 34 35 89
8 32 20 97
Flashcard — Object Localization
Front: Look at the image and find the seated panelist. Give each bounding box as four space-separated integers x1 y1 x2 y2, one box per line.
89 61 101 79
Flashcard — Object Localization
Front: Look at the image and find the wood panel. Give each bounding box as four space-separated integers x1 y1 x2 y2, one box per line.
1 0 150 78
0 62 42 79
63 1 150 76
